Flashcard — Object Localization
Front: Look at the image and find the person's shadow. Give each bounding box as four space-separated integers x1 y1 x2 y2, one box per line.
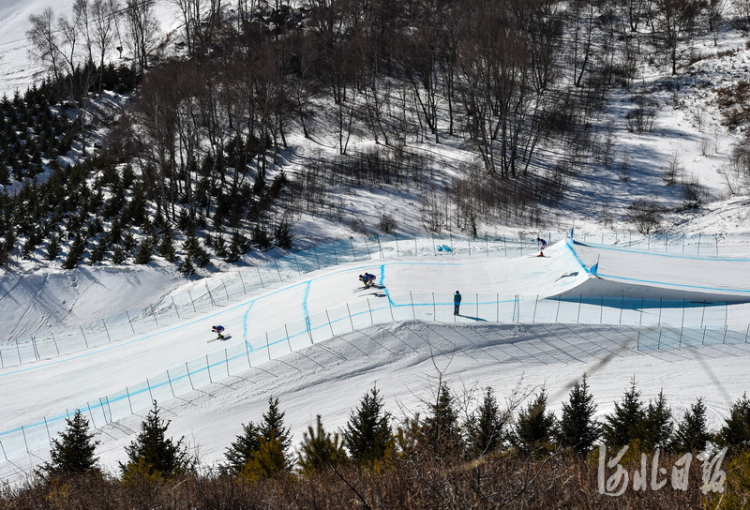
455 314 486 322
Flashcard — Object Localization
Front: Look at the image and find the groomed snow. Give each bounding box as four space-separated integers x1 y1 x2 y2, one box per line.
1 236 750 484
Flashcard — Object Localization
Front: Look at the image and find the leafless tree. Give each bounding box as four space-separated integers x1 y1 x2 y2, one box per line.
27 8 64 82
124 0 160 73
91 0 121 69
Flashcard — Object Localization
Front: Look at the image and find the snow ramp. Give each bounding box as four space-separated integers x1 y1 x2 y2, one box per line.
554 239 750 303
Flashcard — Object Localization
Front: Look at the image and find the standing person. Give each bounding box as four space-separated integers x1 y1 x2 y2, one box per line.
212 325 225 340
536 237 548 257
454 291 462 316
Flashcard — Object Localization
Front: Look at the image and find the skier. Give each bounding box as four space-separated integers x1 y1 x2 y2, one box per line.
212 325 225 340
454 291 462 316
359 273 376 288
536 237 548 257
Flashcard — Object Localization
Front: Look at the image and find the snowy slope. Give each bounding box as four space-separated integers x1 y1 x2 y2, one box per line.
1 237 750 484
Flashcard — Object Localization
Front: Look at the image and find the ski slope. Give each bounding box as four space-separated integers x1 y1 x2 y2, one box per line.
2 235 750 483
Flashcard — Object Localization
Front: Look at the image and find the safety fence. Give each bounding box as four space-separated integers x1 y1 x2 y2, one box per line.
0 233 549 367
0 288 745 463
3 229 744 367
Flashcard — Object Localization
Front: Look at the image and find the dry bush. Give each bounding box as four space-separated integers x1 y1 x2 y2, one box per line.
0 453 719 509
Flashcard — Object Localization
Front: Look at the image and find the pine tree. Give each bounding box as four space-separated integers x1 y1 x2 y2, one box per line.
602 379 646 448
344 386 393 467
223 421 261 476
38 410 99 479
274 219 293 249
641 390 674 452
134 239 153 264
157 226 176 263
558 374 600 454
716 393 750 450
672 398 711 453
241 435 288 481
46 235 60 261
423 382 464 459
259 396 292 463
62 234 85 269
512 389 557 455
121 401 192 480
297 415 348 474
466 387 506 456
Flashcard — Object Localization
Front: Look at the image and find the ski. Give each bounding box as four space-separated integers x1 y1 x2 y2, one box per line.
207 334 232 343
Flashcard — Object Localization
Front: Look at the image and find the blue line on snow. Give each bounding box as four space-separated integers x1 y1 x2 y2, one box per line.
573 240 750 262
595 272 750 295
565 239 590 274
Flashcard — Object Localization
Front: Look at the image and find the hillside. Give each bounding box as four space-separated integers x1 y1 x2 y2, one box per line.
2 0 750 494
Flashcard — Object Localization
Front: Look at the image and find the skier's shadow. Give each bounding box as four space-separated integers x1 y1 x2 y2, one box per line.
456 314 486 322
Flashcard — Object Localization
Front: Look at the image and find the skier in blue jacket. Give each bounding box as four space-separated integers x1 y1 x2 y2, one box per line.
536 237 548 257
454 291 462 316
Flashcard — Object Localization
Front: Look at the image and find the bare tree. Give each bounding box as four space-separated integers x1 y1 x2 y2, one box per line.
91 0 121 69
26 8 64 82
124 0 160 73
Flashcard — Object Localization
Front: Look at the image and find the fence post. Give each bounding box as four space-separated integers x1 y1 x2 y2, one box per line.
225 348 230 376
658 330 662 349
701 302 706 328
206 355 213 383
724 327 728 344
167 370 176 396
639 298 644 326
0 440 7 461
410 292 415 319
367 299 374 326
87 402 97 428
285 324 293 352
364 236 371 259
577 295 583 323
294 253 302 275
221 278 230 301
555 299 561 323
126 310 136 334
266 333 272 360
256 266 265 288
21 426 29 453
326 310 335 337
350 238 356 261
637 331 640 350
679 328 683 347
346 304 355 331
389 298 395 321
449 233 454 254
126 386 134 414
81 326 89 348
532 295 539 323
476 293 479 318
150 303 159 325
395 236 399 257
43 417 51 443
376 235 384 258
658 299 663 327
497 293 500 322
702 326 707 345
746 323 750 343
313 247 321 269
172 297 181 319
103 319 112 342
600 296 604 324
275 259 283 282
51 332 59 356
184 361 195 389
433 293 436 320
333 240 340 263
187 289 197 313
205 284 216 307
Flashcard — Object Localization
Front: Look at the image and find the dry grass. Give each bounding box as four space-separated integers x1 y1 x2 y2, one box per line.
1 452 733 509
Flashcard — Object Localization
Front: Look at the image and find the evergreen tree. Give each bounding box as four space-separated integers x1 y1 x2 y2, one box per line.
297 415 348 474
716 393 750 450
252 224 272 250
343 386 393 467
178 254 196 275
46 235 60 261
422 382 464 459
38 410 99 479
184 233 210 267
602 379 646 448
241 435 287 481
259 396 292 463
121 401 192 480
558 374 600 454
466 387 506 456
134 238 153 264
641 390 674 451
157 226 176 262
62 235 85 269
223 421 261 476
672 398 711 453
112 245 127 264
512 389 557 455
274 219 293 250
